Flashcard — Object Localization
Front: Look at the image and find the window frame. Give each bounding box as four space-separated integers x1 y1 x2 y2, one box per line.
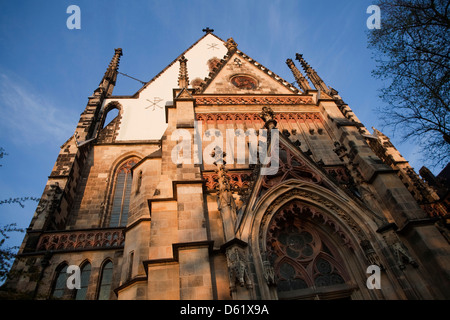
96 259 114 300
73 261 92 300
108 158 138 227
50 263 69 300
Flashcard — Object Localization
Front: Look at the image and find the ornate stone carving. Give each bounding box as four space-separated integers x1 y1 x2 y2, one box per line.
211 147 239 242
383 231 418 269
295 53 330 95
259 188 368 250
178 56 189 89
36 228 125 252
286 58 311 93
225 37 238 53
226 246 253 291
261 143 323 189
195 96 314 106
203 171 251 192
259 106 277 130
265 205 350 292
237 164 261 208
211 147 233 210
360 240 384 269
196 112 321 124
261 252 276 286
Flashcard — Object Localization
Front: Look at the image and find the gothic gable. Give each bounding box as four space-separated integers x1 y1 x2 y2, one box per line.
201 51 299 95
256 133 340 196
236 132 366 226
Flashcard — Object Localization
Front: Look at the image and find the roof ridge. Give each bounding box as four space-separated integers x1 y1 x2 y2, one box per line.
236 51 299 94
132 32 226 98
196 51 233 93
196 48 300 95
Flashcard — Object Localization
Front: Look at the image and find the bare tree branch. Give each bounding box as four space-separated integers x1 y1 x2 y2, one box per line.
368 0 450 168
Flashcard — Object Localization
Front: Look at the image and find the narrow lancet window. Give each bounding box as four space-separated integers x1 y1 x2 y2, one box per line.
109 159 137 227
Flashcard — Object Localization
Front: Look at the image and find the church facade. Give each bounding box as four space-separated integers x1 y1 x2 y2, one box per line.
3 31 450 300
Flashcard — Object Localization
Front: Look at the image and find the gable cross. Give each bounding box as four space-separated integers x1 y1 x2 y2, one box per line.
202 27 214 34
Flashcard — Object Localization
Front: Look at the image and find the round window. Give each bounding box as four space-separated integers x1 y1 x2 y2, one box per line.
230 75 258 90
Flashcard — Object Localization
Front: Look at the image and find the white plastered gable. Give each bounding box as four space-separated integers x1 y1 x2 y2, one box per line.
103 33 228 141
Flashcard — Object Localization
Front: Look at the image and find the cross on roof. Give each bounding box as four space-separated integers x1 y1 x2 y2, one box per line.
202 27 214 34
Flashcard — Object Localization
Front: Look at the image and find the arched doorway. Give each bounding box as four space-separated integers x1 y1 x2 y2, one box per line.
265 201 355 300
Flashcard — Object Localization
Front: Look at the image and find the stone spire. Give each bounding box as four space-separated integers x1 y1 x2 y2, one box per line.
286 58 312 93
77 48 122 142
98 48 123 97
211 147 237 242
178 56 189 88
295 53 330 94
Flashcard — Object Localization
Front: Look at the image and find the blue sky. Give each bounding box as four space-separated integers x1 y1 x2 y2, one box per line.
0 1 442 257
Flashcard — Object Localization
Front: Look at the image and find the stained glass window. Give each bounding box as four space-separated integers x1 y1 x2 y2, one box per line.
74 262 91 300
109 159 137 227
51 264 68 299
97 261 113 300
266 202 349 297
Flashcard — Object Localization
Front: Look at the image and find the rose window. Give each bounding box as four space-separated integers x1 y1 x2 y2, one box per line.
266 202 349 297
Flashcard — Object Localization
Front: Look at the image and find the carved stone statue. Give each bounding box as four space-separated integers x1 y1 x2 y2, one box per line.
226 246 253 291
259 106 277 130
225 38 238 53
360 239 384 269
383 231 418 269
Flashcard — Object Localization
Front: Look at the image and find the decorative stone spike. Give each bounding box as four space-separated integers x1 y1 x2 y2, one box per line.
286 58 311 92
98 48 123 97
295 53 330 94
259 106 277 130
226 246 253 292
211 147 237 241
225 37 238 53
178 56 189 89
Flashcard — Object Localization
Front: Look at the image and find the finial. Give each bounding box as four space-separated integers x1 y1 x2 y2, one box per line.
202 27 214 34
225 37 238 53
211 146 226 166
295 53 330 94
178 55 189 88
97 47 123 97
286 58 311 93
259 106 277 130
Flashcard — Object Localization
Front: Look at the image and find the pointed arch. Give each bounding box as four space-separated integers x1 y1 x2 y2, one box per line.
50 262 69 299
101 153 143 227
265 202 351 299
97 101 123 143
97 259 114 300
243 180 380 300
101 101 122 129
74 260 92 300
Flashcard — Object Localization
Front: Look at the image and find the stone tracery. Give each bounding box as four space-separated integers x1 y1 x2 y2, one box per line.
265 201 351 296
